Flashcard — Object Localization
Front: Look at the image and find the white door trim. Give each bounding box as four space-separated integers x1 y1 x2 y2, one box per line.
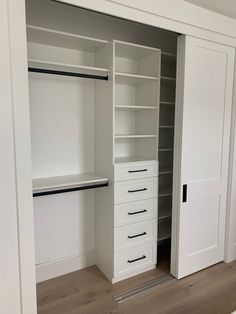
5 1 37 313
225 53 236 263
59 0 236 46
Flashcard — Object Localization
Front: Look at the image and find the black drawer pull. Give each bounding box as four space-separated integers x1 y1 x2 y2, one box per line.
128 255 146 263
128 232 147 239
128 188 147 193
128 169 148 173
128 209 147 216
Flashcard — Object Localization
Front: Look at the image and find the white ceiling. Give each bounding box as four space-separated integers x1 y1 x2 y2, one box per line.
184 0 236 19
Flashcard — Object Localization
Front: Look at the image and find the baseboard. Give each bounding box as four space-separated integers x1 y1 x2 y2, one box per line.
36 249 96 283
225 243 236 263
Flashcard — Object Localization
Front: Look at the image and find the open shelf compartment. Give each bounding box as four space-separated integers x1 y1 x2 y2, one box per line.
114 40 161 78
27 25 110 74
114 137 158 164
115 107 158 137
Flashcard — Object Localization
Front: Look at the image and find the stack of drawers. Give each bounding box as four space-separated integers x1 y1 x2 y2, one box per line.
113 160 158 282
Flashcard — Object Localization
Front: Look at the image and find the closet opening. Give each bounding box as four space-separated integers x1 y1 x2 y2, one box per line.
25 0 179 310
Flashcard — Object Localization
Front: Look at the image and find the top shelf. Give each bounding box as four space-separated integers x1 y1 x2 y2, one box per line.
115 40 161 59
27 25 108 52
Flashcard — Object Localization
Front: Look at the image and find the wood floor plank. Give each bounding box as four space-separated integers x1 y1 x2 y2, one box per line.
37 260 236 314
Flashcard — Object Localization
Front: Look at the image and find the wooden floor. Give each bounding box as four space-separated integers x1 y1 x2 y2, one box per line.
37 259 236 314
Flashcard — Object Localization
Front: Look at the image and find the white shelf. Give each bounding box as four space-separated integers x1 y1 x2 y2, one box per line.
159 148 174 152
27 25 108 52
33 173 108 195
28 59 109 77
161 51 176 58
159 125 174 129
159 204 172 220
159 165 173 175
160 101 175 106
158 233 171 243
161 76 176 82
115 134 157 139
114 156 156 164
115 105 158 110
115 72 159 85
158 219 172 242
159 184 173 197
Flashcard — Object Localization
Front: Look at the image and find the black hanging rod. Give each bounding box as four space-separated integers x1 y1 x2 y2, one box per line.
28 67 109 81
33 181 108 197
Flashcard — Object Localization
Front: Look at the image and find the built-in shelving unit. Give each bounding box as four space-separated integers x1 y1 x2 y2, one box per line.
27 16 177 283
158 50 177 247
114 40 161 163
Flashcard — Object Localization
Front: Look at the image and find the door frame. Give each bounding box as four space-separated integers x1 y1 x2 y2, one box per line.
4 0 236 313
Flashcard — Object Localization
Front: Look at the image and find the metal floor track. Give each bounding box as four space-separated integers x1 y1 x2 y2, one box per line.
114 274 174 303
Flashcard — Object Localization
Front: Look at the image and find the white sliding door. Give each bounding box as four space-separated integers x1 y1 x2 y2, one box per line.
172 36 235 279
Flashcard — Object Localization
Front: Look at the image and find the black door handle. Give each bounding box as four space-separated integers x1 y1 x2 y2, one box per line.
128 255 146 263
128 232 147 239
128 209 147 215
128 188 147 193
183 184 187 203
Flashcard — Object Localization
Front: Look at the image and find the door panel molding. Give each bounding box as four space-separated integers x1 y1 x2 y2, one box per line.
171 35 235 279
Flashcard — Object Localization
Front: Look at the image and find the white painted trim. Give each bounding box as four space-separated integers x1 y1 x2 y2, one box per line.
36 249 96 283
225 48 236 263
170 35 185 277
6 1 37 313
0 1 21 313
59 0 236 46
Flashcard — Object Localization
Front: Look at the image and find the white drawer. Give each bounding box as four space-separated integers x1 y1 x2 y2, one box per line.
115 161 158 181
114 198 157 227
114 242 157 278
114 219 157 251
114 177 158 204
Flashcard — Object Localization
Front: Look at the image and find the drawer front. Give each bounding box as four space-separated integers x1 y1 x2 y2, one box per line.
115 177 158 204
114 220 157 251
115 161 158 181
114 198 157 227
114 242 157 278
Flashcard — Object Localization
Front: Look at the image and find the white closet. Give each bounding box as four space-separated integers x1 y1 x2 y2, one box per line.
26 0 178 284
25 0 234 286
